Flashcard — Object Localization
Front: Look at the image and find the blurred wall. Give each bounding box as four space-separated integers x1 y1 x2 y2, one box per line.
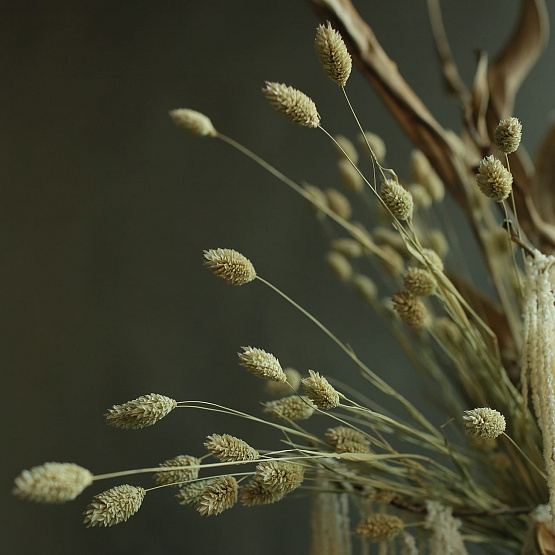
2 1 554 553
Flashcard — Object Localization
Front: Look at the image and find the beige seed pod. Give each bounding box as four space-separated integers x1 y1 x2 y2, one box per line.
373 227 409 258
326 251 353 282
338 159 364 192
203 248 256 286
331 238 363 258
153 455 200 487
427 229 449 259
105 393 177 430
265 367 301 396
240 479 285 506
463 407 506 439
303 183 328 219
326 426 370 454
13 462 93 504
263 395 315 421
476 155 513 202
254 460 305 494
169 108 217 137
333 135 358 163
302 369 340 410
380 179 413 221
262 81 320 128
371 489 396 505
352 274 378 304
494 117 522 154
411 150 445 202
83 485 145 527
403 267 436 297
238 346 287 382
392 291 430 329
356 514 404 541
326 188 352 220
419 248 444 272
196 476 238 516
435 317 463 345
358 131 386 163
407 184 432 210
314 22 352 86
378 245 404 277
176 480 212 508
204 434 259 462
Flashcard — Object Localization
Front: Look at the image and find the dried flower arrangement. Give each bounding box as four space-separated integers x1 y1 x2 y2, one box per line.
13 0 555 553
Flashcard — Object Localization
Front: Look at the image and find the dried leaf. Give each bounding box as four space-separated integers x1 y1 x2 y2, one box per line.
470 51 490 146
534 121 555 225
536 522 555 555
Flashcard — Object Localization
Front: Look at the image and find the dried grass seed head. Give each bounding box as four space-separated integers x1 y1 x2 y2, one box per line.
263 395 315 421
238 346 286 382
196 475 238 516
463 407 506 439
356 514 404 541
169 108 217 137
265 367 301 396
105 393 177 430
204 433 259 462
408 184 432 210
476 155 513 202
326 251 353 282
358 131 386 163
240 479 285 506
338 159 364 192
262 82 320 128
302 369 340 410
153 455 200 487
380 179 413 221
419 247 444 272
379 245 405 277
435 317 463 345
303 183 328 218
403 267 436 296
326 188 352 220
373 227 409 258
254 460 305 494
333 135 358 163
315 22 352 86
326 426 370 453
410 150 445 202
392 291 430 329
83 485 145 527
177 480 211 507
331 237 363 258
352 274 378 304
494 117 522 154
13 462 93 503
203 248 256 286
427 229 449 259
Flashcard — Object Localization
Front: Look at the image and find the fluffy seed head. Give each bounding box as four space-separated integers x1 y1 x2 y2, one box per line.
379 245 405 277
476 155 513 202
403 267 436 296
169 108 217 137
435 317 463 345
494 117 522 154
176 480 211 507
380 179 413 221
358 131 386 163
240 479 285 506
410 150 445 202
331 238 363 258
153 455 200 487
352 274 378 304
105 394 177 430
408 184 432 210
373 227 409 258
302 370 340 410
13 462 93 503
427 229 449 259
254 460 305 494
356 514 404 541
326 188 352 220
238 346 286 382
333 135 358 163
83 485 145 527
262 82 320 127
263 395 316 421
338 159 364 192
419 248 444 272
326 426 370 454
265 367 301 396
203 248 256 286
204 434 259 462
327 251 353 282
303 183 328 219
315 22 352 86
196 476 238 516
463 407 506 439
392 291 430 329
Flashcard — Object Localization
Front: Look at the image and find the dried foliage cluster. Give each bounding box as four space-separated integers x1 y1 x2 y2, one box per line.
14 0 555 553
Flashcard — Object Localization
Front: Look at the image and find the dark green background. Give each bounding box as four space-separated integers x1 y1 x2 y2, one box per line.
3 1 553 553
